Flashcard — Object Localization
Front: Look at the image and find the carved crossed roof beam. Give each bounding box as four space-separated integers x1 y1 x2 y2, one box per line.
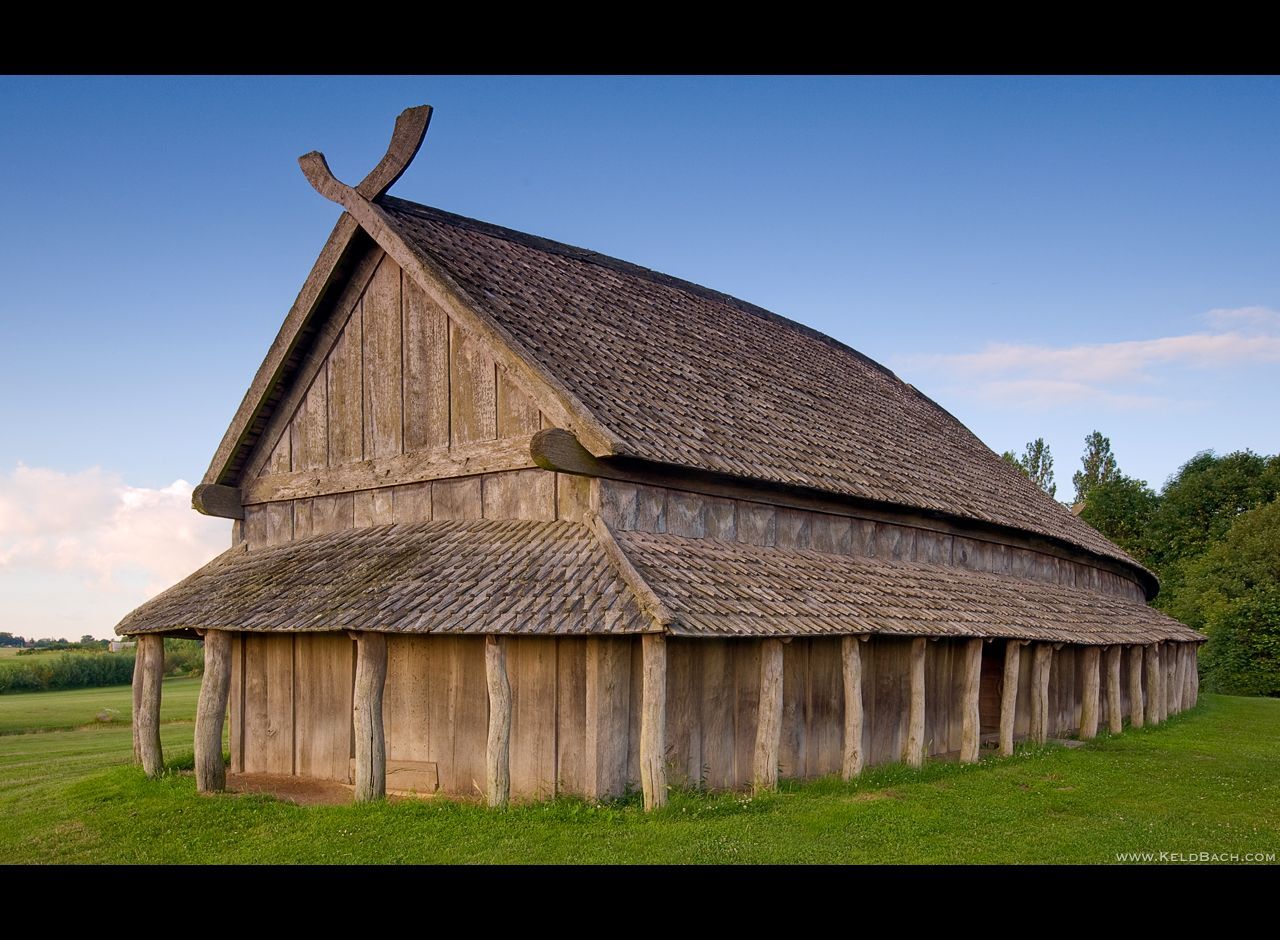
300 104 433 204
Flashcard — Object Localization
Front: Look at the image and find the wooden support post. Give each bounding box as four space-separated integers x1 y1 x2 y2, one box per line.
903 637 926 768
1029 643 1052 745
485 635 511 808
960 638 982 763
131 642 144 765
841 636 865 779
753 638 785 792
1189 645 1200 707
136 634 165 777
1128 646 1145 729
1170 644 1183 715
1106 646 1123 735
195 630 232 793
1079 646 1100 740
352 631 388 802
998 640 1021 757
640 633 667 811
1144 644 1162 726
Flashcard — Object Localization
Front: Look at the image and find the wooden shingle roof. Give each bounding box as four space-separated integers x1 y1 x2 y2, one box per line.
378 198 1145 575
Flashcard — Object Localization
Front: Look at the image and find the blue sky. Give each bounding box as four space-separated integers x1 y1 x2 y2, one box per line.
1 75 1276 638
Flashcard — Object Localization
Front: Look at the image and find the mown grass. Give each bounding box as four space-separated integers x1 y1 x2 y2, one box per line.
0 677 201 735
0 685 1275 864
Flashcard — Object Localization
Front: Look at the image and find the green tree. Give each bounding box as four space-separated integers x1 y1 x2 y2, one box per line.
1005 438 1056 498
1072 430 1119 504
1173 498 1280 695
1078 474 1158 561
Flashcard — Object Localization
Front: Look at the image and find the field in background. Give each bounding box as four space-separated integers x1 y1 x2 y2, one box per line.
0 678 200 735
0 683 1275 864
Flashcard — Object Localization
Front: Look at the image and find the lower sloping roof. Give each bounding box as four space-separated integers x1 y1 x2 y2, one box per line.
615 530 1203 646
116 520 1202 646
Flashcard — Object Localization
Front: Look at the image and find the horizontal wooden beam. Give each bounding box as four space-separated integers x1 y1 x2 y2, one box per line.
192 483 244 520
533 429 1154 597
243 435 538 505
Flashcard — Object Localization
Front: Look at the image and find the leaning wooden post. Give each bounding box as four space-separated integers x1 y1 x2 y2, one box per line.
131 640 144 765
1127 645 1145 728
841 636 865 779
1106 646 1123 734
1164 642 1177 716
903 637 926 768
136 634 165 777
1170 644 1185 715
753 638 785 792
998 640 1021 757
352 631 388 802
484 635 512 808
640 633 667 811
1029 643 1052 745
1144 643 1162 726
1189 646 1200 707
959 638 982 763
194 631 232 793
1079 646 1100 741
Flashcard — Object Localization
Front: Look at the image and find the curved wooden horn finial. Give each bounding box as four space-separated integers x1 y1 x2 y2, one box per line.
298 104 434 207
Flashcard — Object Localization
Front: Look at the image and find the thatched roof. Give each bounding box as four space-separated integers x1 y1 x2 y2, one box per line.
118 520 1198 645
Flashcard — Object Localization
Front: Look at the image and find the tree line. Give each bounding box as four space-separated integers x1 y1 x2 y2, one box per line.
1003 432 1279 697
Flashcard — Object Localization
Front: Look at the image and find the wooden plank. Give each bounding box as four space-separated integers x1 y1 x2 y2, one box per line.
852 519 877 556
264 432 292 476
244 502 289 548
704 496 736 540
295 633 354 782
555 639 586 797
430 477 481 521
137 634 164 777
1106 646 1123 734
807 638 843 777
736 501 776 547
1167 642 1180 715
394 481 432 523
195 630 232 792
1029 643 1053 744
1144 644 1161 725
733 641 762 787
403 277 450 452
497 371 541 438
634 484 667 533
904 637 926 767
779 639 808 779
753 638 785 791
229 632 243 774
925 639 956 756
327 307 364 465
1080 646 1101 740
353 488 395 527
774 508 812 550
352 631 388 802
555 472 593 523
292 498 313 539
485 636 512 807
841 636 864 779
243 634 294 775
508 637 557 801
598 480 638 530
291 376 328 472
1128 645 1145 728
584 637 632 799
959 638 982 763
449 319 497 446
875 522 914 562
811 514 852 554
640 634 668 810
664 639 701 787
362 258 403 460
311 493 354 536
666 491 707 538
999 640 1021 756
699 640 735 790
482 468 556 521
452 637 490 800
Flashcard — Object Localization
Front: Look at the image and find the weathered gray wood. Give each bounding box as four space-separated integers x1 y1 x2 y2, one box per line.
640 634 667 810
195 630 231 793
960 638 982 763
1168 642 1182 715
904 637 926 768
1079 646 1100 740
131 644 144 765
485 635 511 808
1145 644 1162 725
430 477 481 520
363 257 403 459
449 319 497 446
244 436 537 505
753 639 784 791
585 513 674 627
403 277 450 452
1029 643 1053 745
191 483 244 520
482 468 556 521
137 634 164 778
584 637 631 799
1128 645 1145 728
292 377 329 473
352 631 388 802
355 104 433 200
1106 645 1123 734
530 427 1154 599
496 372 541 438
327 308 364 464
999 640 1021 756
1189 645 1200 707
841 636 865 779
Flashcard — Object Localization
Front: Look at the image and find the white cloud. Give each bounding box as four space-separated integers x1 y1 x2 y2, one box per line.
0 465 229 638
897 305 1280 410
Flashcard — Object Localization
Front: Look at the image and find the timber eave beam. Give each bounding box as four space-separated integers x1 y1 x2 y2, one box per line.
192 482 244 520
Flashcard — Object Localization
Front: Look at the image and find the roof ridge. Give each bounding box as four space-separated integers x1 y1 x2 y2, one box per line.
379 195 901 383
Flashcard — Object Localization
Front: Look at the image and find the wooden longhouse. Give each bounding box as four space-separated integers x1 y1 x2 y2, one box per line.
116 106 1204 808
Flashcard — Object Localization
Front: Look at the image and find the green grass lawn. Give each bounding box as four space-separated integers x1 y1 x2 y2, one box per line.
0 684 1275 864
0 677 201 734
